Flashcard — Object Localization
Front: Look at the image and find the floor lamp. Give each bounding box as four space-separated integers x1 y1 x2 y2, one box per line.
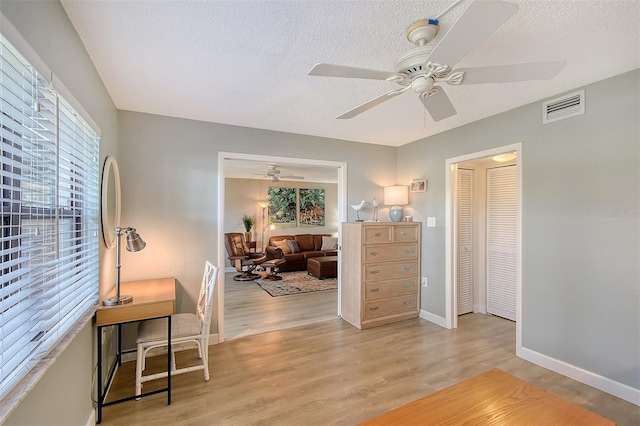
102 226 146 306
258 202 268 251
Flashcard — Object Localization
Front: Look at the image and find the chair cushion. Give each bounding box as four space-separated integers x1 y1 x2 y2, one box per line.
294 234 314 251
137 313 201 343
229 234 248 256
303 251 325 260
283 253 305 262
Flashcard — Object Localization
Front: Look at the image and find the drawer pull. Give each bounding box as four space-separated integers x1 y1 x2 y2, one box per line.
403 300 412 306
404 283 412 288
370 288 380 293
404 266 413 271
401 231 408 236
374 232 382 237
404 248 413 254
369 306 379 312
370 270 380 275
370 251 379 256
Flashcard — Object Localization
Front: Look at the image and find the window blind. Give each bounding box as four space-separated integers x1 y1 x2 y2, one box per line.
0 34 99 399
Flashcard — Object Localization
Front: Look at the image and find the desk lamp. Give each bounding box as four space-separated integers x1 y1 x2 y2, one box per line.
102 226 146 306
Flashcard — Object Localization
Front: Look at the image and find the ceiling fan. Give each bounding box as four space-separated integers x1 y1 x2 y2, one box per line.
308 0 566 122
253 165 305 182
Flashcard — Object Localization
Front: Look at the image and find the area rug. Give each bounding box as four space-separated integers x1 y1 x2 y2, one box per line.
255 271 337 297
359 368 615 426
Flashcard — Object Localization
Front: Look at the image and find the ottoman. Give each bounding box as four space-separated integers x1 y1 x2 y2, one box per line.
307 256 338 280
261 259 286 281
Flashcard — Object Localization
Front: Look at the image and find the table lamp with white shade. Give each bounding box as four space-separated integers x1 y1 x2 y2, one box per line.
384 185 409 222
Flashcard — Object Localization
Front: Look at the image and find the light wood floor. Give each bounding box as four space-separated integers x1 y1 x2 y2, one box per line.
224 271 339 340
102 310 639 425
103 272 640 426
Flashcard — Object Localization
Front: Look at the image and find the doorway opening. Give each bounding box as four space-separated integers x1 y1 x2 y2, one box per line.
445 143 523 355
217 152 348 342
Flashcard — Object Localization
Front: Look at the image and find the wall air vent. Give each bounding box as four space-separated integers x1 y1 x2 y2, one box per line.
543 90 585 124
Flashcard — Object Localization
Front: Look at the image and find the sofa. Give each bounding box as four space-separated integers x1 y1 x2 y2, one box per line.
265 234 338 272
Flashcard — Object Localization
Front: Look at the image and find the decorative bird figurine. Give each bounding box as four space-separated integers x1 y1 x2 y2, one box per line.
371 197 379 222
350 200 370 222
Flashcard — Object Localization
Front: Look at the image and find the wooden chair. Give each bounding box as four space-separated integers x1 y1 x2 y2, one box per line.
135 261 218 397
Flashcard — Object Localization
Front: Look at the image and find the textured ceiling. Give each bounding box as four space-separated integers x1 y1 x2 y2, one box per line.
61 0 639 147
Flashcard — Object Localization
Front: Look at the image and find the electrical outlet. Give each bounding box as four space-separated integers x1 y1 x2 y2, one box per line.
421 276 428 287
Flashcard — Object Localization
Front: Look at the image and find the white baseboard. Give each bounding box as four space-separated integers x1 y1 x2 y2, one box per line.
520 347 640 406
473 304 487 314
86 409 95 426
419 309 447 328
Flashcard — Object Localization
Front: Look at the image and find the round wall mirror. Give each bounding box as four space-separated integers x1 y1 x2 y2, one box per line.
101 156 121 248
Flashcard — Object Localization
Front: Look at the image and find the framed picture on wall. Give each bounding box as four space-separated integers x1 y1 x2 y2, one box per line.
410 179 427 192
268 187 297 227
299 188 325 227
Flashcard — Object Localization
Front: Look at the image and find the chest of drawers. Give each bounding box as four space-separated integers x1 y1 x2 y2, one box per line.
341 222 421 329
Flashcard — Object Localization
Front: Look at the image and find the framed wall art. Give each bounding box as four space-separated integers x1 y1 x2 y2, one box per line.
299 188 325 227
410 179 427 192
268 187 297 227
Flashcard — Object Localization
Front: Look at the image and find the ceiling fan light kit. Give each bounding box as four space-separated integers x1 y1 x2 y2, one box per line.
308 0 566 123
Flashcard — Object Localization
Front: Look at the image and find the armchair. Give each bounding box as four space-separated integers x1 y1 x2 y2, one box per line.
224 233 267 281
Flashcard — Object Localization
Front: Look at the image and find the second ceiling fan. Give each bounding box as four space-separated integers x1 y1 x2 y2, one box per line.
308 0 566 122
253 165 305 182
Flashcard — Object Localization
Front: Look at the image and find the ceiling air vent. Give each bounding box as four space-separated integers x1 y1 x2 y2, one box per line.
543 90 585 124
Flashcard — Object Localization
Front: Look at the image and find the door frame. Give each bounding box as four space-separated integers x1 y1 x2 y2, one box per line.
217 152 348 342
444 143 522 355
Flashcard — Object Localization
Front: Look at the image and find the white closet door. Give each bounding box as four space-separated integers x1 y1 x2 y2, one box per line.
486 165 517 321
457 168 473 315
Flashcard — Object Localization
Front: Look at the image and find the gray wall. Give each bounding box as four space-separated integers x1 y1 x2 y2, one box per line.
3 1 637 423
117 110 397 330
1 0 118 425
398 69 639 389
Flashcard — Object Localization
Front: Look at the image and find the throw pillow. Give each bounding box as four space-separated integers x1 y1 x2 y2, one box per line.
321 236 338 251
274 239 291 254
287 239 301 253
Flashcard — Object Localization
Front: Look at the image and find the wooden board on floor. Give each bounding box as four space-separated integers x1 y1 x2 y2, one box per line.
359 368 616 426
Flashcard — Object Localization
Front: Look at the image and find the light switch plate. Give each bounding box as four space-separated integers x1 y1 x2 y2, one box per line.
427 217 436 227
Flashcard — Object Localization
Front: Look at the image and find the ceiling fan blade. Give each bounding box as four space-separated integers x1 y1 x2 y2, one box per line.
337 87 410 119
420 87 457 122
279 175 305 180
309 63 403 81
453 60 566 84
426 0 519 67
